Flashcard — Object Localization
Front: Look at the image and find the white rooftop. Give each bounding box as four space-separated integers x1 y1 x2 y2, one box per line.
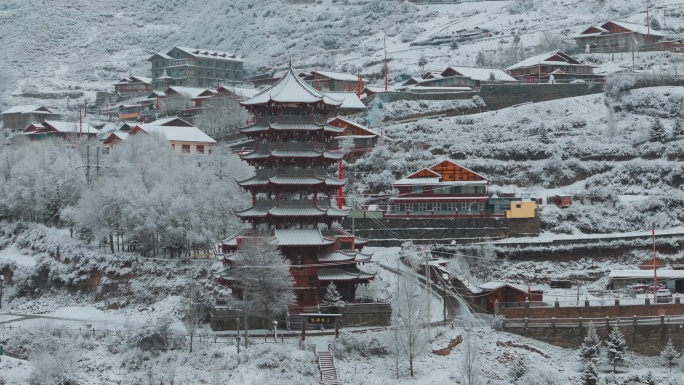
1 105 55 115
315 70 359 82
136 124 216 143
609 270 684 279
323 92 366 110
174 46 244 62
166 86 211 99
505 51 586 71
43 120 100 134
444 66 517 82
608 21 666 37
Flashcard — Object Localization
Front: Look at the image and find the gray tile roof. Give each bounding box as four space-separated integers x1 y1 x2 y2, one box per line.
275 229 335 246
317 266 375 281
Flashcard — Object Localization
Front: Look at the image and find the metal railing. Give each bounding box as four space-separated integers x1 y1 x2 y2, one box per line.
502 315 684 329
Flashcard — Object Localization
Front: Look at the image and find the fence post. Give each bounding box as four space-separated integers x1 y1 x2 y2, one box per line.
578 317 583 328
584 297 590 307
551 317 555 327
661 315 665 325
554 298 559 309
605 317 609 327
645 298 650 305
524 317 528 328
524 298 530 309
633 315 637 326
675 294 680 305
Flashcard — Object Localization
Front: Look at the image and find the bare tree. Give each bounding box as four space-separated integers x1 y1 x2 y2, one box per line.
391 273 430 377
183 283 205 353
195 96 250 135
460 328 484 385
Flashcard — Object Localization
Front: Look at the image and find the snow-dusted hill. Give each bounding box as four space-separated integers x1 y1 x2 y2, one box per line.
2 0 684 111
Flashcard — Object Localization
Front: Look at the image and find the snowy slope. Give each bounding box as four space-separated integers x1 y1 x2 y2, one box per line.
2 0 684 111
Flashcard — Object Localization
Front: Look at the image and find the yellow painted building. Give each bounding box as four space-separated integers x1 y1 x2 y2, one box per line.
506 201 537 218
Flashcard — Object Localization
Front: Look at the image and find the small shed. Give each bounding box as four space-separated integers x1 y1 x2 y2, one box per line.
479 281 543 313
554 194 572 208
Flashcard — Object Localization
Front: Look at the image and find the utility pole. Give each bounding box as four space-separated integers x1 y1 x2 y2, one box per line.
646 3 652 44
96 146 100 180
86 145 91 187
652 221 658 302
384 33 388 92
424 248 431 332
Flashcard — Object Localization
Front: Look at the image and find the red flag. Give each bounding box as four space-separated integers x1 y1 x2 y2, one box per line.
527 285 531 294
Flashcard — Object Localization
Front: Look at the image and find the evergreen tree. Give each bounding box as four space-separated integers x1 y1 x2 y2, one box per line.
580 322 601 365
418 54 428 71
509 355 528 383
606 326 627 372
603 371 619 385
643 370 656 385
475 51 486 67
579 358 599 385
672 119 684 139
322 282 346 311
659 339 680 372
650 118 666 143
650 18 661 30
450 39 459 53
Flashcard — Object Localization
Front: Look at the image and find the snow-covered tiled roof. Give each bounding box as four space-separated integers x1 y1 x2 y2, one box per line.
135 124 217 143
166 86 211 99
236 204 347 218
275 229 335 246
112 132 129 140
314 70 359 82
43 120 100 134
323 92 366 110
505 51 587 71
480 281 528 292
241 69 343 107
317 250 373 263
219 86 260 99
606 21 666 37
1 105 55 115
174 46 244 62
240 148 343 160
318 266 375 281
240 122 345 135
443 66 517 82
268 175 344 186
608 270 684 279
149 52 173 60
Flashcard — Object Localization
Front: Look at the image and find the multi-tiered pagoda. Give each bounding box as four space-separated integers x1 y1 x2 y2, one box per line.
219 69 374 307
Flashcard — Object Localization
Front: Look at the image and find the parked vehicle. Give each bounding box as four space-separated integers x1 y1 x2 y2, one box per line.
656 289 673 303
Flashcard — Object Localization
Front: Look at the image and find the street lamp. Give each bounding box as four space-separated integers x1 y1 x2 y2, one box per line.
273 320 278 342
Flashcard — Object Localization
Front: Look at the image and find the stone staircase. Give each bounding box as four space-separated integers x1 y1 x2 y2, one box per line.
317 350 340 385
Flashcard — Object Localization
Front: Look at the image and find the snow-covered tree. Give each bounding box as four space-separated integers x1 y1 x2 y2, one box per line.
650 118 666 143
232 237 295 342
672 119 684 139
195 96 249 134
322 282 346 311
580 358 599 385
660 339 681 372
606 326 627 372
418 54 428 71
580 322 601 365
475 51 486 67
460 329 483 385
391 273 430 377
509 355 529 383
183 283 206 353
605 106 618 139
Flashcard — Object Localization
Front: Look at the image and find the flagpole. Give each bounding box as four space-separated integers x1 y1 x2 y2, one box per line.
652 221 658 301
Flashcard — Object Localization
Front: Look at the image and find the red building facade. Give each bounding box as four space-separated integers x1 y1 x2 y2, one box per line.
218 69 374 308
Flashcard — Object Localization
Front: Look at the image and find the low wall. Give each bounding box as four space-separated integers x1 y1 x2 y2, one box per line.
500 301 684 319
504 322 684 356
210 302 391 331
341 216 539 246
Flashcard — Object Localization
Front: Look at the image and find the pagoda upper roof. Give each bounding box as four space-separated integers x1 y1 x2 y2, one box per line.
235 202 348 218
240 148 344 161
240 121 345 135
237 173 344 188
240 69 343 107
317 266 375 281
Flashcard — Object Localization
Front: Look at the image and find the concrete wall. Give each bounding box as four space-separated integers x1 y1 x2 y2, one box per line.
500 302 684 319
504 322 684 356
342 216 540 246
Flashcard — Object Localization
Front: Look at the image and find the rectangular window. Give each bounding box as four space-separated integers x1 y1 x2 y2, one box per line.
339 241 353 250
405 203 413 212
412 185 422 193
182 144 190 154
418 203 427 212
516 203 522 209
196 145 205 154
